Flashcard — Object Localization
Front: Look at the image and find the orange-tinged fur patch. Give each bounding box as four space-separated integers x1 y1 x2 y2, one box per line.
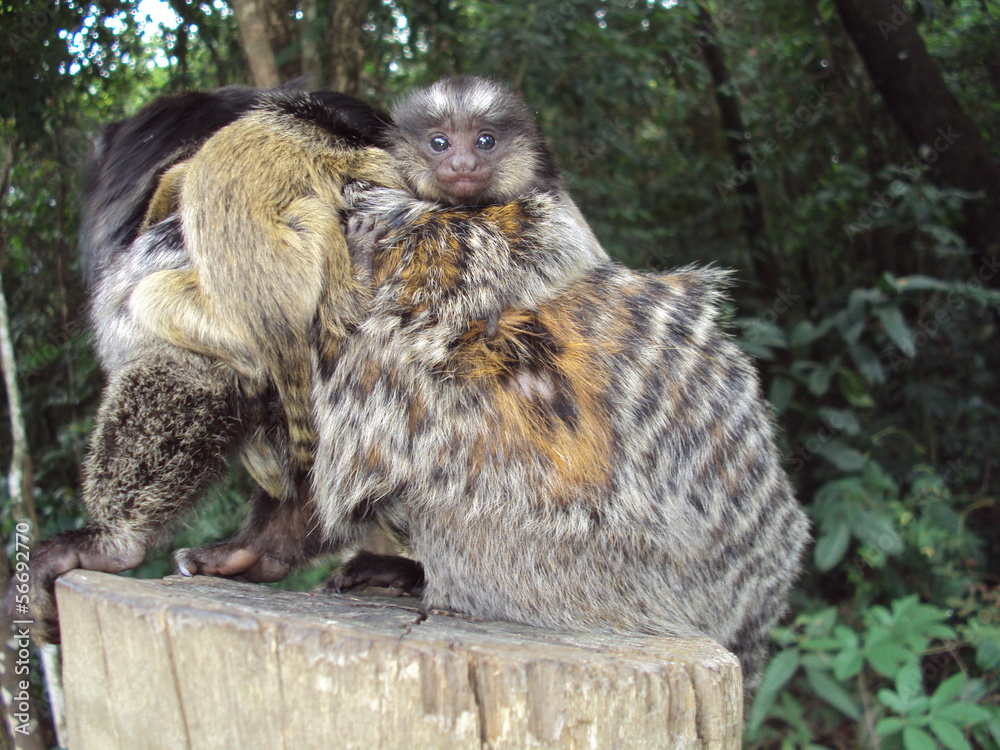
448 305 618 501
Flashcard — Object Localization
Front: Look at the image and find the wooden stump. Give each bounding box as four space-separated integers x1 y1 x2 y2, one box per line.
56 570 742 749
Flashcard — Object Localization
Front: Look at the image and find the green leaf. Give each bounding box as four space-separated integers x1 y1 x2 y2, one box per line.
738 340 776 361
808 607 839 636
876 717 906 737
805 667 861 719
849 343 887 384
929 719 973 750
815 440 867 472
890 275 952 293
852 510 903 556
831 647 863 681
874 306 916 357
746 649 800 735
814 520 851 571
738 317 787 348
838 369 876 408
834 625 860 648
817 407 861 436
768 375 795 413
848 287 886 314
931 673 967 708
808 360 837 396
937 703 991 724
866 643 914 678
878 688 907 714
790 319 821 347
862 460 899 495
895 662 925 706
902 726 938 750
970 626 1000 670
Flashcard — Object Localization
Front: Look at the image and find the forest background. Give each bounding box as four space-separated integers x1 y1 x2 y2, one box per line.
1 0 998 748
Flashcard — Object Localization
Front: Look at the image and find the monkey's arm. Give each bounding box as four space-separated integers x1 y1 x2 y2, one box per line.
141 160 189 231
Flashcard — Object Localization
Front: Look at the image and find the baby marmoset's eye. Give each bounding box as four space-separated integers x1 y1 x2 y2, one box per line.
476 133 496 151
429 135 450 152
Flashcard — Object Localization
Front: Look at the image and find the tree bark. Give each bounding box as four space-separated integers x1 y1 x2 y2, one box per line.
230 0 281 88
301 0 320 80
0 275 37 535
834 0 1000 286
327 0 369 96
695 5 780 293
0 139 38 537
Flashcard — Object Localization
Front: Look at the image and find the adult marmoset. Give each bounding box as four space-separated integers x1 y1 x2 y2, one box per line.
130 90 405 482
9 87 394 642
318 185 809 690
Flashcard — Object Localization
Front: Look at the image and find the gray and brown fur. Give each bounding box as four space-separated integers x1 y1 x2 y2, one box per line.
387 76 606 259
9 88 392 642
131 92 405 479
172 76 615 590
318 185 810 690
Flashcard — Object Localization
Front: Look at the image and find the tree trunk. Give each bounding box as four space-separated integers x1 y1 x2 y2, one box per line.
0 137 38 537
301 0 320 80
834 0 1000 286
0 275 37 535
695 5 780 293
327 0 369 96
230 0 281 88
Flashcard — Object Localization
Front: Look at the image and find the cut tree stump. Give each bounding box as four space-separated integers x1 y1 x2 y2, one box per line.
56 570 742 749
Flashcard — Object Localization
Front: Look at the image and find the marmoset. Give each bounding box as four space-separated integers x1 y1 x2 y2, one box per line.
320 182 808 690
9 87 396 642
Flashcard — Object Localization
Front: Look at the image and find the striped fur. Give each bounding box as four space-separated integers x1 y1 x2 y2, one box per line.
315 187 810 689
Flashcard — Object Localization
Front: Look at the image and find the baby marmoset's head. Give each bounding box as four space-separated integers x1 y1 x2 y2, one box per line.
388 75 562 206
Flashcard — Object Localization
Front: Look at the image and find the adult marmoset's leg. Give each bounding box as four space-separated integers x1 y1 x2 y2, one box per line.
174 484 334 582
17 355 251 642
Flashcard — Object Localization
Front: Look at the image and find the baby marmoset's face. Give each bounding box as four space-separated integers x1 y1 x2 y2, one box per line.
388 75 560 206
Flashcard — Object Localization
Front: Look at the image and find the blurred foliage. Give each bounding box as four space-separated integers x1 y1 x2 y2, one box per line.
1 1 998 748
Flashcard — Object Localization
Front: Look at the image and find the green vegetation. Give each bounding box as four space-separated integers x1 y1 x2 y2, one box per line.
1 1 997 747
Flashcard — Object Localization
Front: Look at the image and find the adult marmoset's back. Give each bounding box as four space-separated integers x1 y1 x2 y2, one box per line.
313 192 809 691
